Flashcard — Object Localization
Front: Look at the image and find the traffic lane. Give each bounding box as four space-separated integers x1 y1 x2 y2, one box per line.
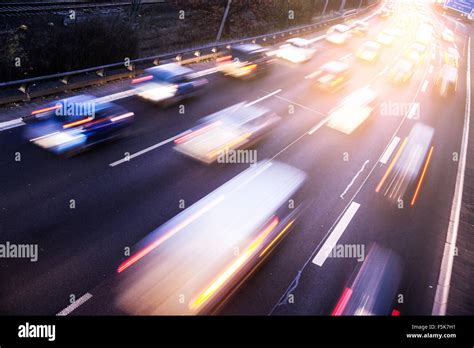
1 138 267 314
0 11 422 316
336 87 466 315
1 50 338 222
0 7 394 170
0 58 361 315
220 40 441 314
219 82 434 314
0 33 422 316
68 27 437 316
32 55 418 316
94 10 400 161
70 101 415 316
0 42 386 314
266 63 468 316
0 33 396 224
101 34 393 169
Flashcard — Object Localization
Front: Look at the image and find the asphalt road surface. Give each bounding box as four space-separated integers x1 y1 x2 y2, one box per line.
0 0 472 316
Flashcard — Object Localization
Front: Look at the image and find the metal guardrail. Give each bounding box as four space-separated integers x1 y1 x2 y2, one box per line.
0 1 166 13
0 1 380 106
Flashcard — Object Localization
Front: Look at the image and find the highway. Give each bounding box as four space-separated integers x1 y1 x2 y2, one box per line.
0 0 472 316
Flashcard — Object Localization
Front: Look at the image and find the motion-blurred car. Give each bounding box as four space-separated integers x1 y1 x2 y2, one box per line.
25 98 134 157
309 60 352 93
276 38 316 63
356 41 382 63
332 244 402 316
351 21 369 36
376 31 395 46
444 47 460 68
326 24 352 45
132 63 208 106
23 94 96 124
327 86 378 134
404 42 427 65
114 160 307 315
376 122 434 205
434 64 458 97
217 44 273 79
388 59 415 84
442 28 455 43
173 102 280 164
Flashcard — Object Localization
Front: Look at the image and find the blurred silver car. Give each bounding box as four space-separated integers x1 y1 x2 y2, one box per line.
276 38 316 63
327 87 378 134
174 102 281 164
114 160 307 315
435 64 458 97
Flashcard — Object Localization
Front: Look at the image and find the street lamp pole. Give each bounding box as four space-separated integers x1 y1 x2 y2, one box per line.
339 0 347 14
321 0 329 18
216 0 232 43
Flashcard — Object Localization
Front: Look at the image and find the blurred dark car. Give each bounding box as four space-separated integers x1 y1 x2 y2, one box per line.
132 63 208 105
217 44 274 79
24 95 134 157
332 244 403 316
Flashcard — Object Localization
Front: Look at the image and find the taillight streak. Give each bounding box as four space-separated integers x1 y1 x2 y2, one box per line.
131 75 153 84
174 121 221 144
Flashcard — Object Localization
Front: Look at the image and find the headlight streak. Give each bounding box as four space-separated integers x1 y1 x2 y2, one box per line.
189 216 279 310
117 195 225 273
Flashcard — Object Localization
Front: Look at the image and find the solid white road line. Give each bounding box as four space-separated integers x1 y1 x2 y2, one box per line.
407 103 420 119
308 114 333 135
432 37 471 315
380 136 401 164
421 80 429 93
340 160 370 199
56 292 93 316
245 89 282 107
0 118 25 131
312 201 360 267
109 133 183 167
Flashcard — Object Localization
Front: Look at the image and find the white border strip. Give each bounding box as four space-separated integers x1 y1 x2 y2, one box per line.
245 89 282 107
0 118 24 131
109 133 182 167
380 136 401 164
432 37 471 315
